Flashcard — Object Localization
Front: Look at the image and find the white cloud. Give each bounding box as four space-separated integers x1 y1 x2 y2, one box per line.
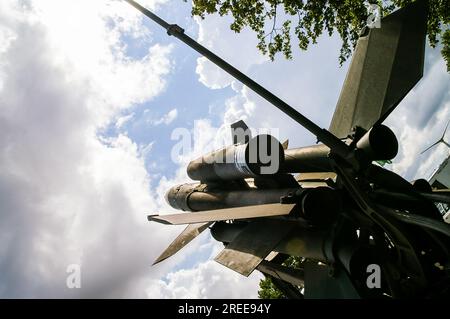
0 0 180 298
194 14 267 90
384 47 450 180
139 141 155 158
116 112 135 129
146 259 263 299
0 0 269 299
150 108 178 125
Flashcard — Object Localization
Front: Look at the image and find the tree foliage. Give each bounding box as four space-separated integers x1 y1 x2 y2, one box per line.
258 277 285 299
258 256 304 299
189 0 450 71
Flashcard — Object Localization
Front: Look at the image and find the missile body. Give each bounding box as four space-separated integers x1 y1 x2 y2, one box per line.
187 134 284 182
166 183 297 212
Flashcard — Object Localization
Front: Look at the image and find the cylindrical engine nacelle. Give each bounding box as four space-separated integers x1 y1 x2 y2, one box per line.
187 134 284 182
165 183 297 211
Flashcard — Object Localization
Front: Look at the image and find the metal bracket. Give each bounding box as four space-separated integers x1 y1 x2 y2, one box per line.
167 24 184 36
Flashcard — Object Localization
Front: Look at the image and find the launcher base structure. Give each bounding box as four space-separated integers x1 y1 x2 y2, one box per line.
126 0 450 298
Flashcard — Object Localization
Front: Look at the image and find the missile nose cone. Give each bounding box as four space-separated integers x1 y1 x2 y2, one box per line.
165 184 182 210
164 188 171 205
165 183 197 211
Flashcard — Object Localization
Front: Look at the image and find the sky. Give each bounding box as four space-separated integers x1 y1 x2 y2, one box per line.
0 0 449 298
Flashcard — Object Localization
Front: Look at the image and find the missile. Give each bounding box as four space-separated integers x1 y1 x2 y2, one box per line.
283 124 399 173
187 125 398 182
210 221 328 261
165 182 342 223
187 134 284 182
165 183 297 212
283 144 332 173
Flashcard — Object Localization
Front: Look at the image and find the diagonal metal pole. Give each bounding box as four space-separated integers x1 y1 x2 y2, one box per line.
124 0 351 159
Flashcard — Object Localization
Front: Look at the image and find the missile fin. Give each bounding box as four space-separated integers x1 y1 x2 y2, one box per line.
153 222 212 265
329 0 428 138
147 203 296 225
230 120 252 144
214 219 296 276
282 139 289 150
